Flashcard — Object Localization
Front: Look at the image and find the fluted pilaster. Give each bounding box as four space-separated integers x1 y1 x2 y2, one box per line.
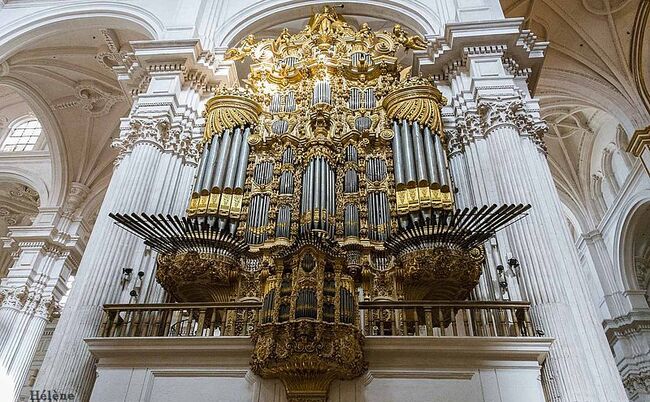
33 124 197 400
0 215 77 401
33 42 216 398
451 99 627 401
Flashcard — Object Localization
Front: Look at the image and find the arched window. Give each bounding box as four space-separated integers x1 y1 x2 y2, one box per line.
2 118 42 151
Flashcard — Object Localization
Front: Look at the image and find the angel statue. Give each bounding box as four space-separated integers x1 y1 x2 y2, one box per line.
273 28 292 52
392 24 428 51
225 34 257 61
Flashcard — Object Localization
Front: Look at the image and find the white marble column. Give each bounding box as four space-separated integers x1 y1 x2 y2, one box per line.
442 47 628 401
0 212 78 402
33 126 197 401
32 43 214 399
450 102 628 400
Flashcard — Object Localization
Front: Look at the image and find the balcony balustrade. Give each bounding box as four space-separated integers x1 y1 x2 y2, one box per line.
97 300 535 338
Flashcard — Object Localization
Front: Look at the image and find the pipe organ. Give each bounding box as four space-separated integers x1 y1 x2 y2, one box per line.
110 7 530 402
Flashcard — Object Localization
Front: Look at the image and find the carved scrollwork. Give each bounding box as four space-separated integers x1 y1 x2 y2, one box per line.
156 252 241 302
251 321 366 401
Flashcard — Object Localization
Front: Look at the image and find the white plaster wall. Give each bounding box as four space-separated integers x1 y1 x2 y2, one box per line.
89 367 545 402
87 337 550 402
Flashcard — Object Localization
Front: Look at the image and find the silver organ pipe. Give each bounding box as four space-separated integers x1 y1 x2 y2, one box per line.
285 91 296 112
299 157 336 234
345 144 358 162
423 125 440 188
366 157 386 182
270 93 282 113
282 147 295 164
193 141 211 194
279 171 294 194
223 128 243 191
390 118 453 227
412 122 428 185
201 133 221 191
344 169 358 193
392 121 404 186
312 80 331 105
349 88 359 110
344 204 360 237
212 129 232 192
364 88 376 109
272 119 289 135
275 205 291 239
235 128 251 191
433 132 450 192
400 120 417 186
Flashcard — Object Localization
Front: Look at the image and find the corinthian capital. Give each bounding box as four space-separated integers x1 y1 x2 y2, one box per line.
477 97 548 152
478 98 524 131
112 118 201 165
0 285 28 309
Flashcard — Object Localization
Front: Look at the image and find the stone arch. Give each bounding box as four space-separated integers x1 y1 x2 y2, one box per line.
0 3 163 59
0 7 159 207
214 0 441 48
0 77 64 206
0 170 49 206
615 191 650 293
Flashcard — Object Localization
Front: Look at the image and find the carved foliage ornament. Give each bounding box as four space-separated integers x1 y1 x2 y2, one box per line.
203 88 262 143
112 118 199 164
251 321 366 401
382 76 446 135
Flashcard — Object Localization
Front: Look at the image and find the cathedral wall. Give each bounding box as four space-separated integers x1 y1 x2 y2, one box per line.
86 337 550 402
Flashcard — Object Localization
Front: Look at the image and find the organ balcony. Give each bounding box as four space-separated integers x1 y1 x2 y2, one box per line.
105 7 543 402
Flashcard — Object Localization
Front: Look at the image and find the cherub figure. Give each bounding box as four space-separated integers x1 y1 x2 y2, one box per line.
392 24 428 50
273 28 292 52
225 34 256 61
358 22 374 41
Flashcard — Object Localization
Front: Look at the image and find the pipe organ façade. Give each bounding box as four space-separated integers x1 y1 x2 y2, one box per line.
110 7 530 402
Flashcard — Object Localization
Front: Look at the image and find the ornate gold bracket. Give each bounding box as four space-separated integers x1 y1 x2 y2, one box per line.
382 77 446 135
203 89 262 142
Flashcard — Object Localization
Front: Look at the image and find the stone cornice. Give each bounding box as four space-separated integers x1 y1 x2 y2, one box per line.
603 310 650 343
131 39 236 91
419 18 548 93
86 336 553 369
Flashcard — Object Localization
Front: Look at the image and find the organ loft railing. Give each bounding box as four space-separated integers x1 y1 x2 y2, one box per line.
98 300 535 338
107 6 533 402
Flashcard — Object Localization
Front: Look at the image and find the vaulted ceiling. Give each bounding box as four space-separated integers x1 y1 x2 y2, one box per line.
502 0 649 229
0 26 149 213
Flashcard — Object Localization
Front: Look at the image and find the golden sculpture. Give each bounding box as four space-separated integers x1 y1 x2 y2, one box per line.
392 24 429 50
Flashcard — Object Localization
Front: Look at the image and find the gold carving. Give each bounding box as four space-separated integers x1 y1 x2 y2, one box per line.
156 252 240 302
392 24 428 50
395 247 484 300
203 89 262 142
382 76 446 134
251 321 366 402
